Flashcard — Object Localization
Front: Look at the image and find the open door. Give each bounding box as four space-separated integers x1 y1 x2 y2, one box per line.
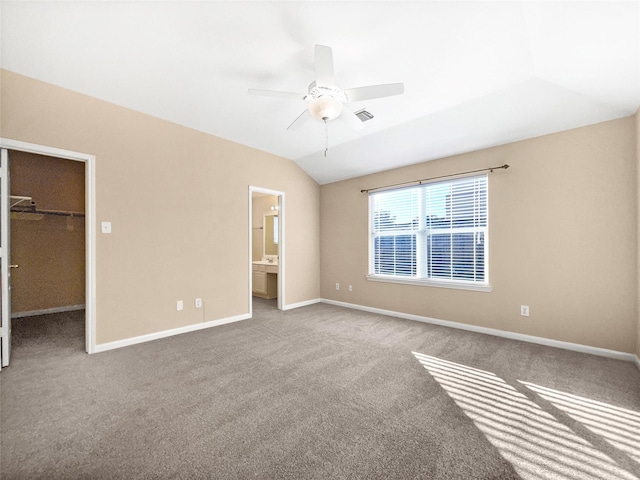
1 148 11 367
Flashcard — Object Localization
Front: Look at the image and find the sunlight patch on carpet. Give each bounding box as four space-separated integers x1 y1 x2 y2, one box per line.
412 352 639 480
521 381 640 465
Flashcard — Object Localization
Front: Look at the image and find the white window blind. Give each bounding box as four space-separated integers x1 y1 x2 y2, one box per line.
369 175 488 287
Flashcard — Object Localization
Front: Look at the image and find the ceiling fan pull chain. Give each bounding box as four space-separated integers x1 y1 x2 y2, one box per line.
324 119 329 157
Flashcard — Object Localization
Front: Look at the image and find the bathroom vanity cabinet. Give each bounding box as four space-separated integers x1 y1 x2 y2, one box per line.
252 263 278 299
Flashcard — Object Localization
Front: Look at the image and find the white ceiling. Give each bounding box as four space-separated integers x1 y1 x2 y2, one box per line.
1 1 639 184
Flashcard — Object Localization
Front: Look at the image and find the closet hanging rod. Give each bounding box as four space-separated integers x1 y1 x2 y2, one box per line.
11 208 85 218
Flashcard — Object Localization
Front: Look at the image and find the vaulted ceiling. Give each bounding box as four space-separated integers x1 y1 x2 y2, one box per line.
2 1 639 184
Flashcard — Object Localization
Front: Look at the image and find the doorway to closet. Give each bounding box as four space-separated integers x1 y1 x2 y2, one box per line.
8 150 86 358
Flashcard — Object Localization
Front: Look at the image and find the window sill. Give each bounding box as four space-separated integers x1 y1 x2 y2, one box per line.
366 274 492 292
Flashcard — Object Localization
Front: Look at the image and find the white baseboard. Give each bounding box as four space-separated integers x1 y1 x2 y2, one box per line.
12 304 85 319
282 298 322 311
321 299 638 364
90 297 640 368
93 313 252 354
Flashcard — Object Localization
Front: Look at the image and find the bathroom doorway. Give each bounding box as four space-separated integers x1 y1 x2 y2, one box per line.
249 187 284 316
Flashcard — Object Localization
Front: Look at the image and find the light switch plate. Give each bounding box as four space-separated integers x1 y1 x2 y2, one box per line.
101 221 112 234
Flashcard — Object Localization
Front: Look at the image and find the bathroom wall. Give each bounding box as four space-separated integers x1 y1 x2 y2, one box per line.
251 194 278 261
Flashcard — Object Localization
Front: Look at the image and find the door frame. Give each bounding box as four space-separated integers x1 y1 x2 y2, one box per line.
1 148 10 366
248 186 284 315
0 138 96 355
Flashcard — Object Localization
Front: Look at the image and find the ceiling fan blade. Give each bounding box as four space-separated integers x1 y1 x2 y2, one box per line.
339 108 366 131
314 45 334 86
287 110 311 131
344 83 405 102
249 89 306 100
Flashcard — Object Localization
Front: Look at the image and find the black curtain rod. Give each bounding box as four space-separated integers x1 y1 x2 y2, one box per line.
360 164 510 194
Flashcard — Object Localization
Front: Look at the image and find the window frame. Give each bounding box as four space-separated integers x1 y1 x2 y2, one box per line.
367 174 491 292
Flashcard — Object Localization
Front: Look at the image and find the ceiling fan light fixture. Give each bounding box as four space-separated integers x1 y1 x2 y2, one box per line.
308 95 343 121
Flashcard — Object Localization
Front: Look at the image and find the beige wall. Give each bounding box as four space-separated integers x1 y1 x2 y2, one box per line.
321 116 638 353
637 108 640 359
10 151 85 313
2 68 636 356
0 69 320 345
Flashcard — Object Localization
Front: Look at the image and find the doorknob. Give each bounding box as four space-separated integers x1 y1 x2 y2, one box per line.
10 265 18 269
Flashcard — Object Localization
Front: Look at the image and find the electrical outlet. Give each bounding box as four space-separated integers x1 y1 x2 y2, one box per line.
195 298 202 308
177 300 184 311
520 305 529 317
335 283 340 291
348 285 352 292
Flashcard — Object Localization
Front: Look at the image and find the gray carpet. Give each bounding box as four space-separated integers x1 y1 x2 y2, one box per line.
1 300 639 479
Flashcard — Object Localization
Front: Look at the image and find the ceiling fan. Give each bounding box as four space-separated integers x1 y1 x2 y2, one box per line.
249 45 405 134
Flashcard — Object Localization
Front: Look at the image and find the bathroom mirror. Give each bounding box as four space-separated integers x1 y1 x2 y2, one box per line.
264 213 278 256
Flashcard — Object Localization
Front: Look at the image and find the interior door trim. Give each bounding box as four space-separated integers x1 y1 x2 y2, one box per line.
1 148 10 366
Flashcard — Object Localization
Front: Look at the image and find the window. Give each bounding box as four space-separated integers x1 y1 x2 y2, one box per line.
368 175 489 290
